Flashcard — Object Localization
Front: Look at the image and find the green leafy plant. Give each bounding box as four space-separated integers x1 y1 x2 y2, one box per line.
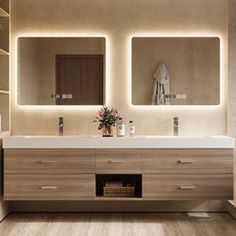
93 106 121 130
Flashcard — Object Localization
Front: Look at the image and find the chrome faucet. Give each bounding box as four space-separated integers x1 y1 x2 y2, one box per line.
58 117 64 136
173 117 179 136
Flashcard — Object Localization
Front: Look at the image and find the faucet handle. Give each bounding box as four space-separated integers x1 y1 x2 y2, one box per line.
173 117 179 136
58 117 64 136
173 117 179 125
174 116 179 121
58 117 64 126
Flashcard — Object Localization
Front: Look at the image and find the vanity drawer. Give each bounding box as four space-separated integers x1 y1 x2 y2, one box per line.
4 149 96 174
96 149 142 174
143 174 233 200
4 174 95 200
143 149 233 174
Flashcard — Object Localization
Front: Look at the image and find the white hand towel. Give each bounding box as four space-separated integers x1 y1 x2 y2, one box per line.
151 62 170 105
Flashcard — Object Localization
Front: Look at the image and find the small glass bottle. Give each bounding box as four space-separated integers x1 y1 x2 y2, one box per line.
129 120 135 137
116 118 126 137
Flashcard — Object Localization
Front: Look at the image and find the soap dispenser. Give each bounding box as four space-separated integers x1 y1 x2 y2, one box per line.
116 118 126 137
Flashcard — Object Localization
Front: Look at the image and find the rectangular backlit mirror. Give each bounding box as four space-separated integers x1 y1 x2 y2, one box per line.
18 37 105 105
132 37 220 105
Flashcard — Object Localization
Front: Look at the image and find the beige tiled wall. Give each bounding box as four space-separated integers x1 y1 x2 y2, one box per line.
11 0 228 135
228 0 236 200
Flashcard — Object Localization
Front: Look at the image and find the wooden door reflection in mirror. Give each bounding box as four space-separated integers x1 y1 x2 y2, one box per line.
56 55 103 105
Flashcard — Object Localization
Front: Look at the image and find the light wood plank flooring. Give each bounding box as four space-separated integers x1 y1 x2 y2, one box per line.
0 213 236 236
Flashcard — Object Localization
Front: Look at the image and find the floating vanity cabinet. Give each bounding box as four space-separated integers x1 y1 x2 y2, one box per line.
0 134 10 221
142 149 233 200
3 136 234 201
4 149 96 200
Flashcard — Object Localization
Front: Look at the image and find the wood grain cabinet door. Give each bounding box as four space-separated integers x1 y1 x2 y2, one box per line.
96 149 142 174
4 149 96 174
142 149 233 174
4 174 95 200
143 174 233 200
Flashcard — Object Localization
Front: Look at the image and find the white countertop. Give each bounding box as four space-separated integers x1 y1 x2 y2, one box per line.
2 135 235 149
0 131 10 139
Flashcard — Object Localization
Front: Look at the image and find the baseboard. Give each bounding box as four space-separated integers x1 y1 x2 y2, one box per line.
0 199 10 222
9 200 228 213
227 201 236 219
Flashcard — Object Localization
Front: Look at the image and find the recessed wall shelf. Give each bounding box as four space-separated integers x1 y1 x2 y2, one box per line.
0 0 9 14
0 90 9 94
0 48 9 55
0 0 10 131
0 16 9 53
0 7 9 17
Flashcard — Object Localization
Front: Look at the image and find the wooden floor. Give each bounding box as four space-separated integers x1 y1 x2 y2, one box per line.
0 213 236 236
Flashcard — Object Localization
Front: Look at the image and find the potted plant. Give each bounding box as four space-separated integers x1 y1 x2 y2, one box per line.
93 106 120 137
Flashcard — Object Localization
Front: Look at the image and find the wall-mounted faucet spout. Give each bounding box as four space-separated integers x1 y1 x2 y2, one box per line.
173 117 179 136
58 117 64 136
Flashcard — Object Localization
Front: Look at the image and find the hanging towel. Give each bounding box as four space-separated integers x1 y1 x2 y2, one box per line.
151 62 170 105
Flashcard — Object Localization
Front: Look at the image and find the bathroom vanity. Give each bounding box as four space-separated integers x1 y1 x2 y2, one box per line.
3 136 234 201
0 132 10 220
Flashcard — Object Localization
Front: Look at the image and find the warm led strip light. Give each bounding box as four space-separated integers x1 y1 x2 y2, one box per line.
13 31 225 111
127 32 225 111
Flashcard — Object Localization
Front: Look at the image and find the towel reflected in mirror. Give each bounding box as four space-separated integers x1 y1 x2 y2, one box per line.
151 62 170 105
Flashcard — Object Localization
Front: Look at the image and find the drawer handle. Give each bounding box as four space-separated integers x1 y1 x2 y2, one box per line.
107 160 124 164
40 186 58 190
39 160 58 164
177 159 194 164
179 186 196 190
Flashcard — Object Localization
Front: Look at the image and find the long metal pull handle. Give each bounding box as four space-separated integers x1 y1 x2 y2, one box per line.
39 160 58 164
107 160 124 164
40 186 58 190
179 186 196 190
177 159 194 164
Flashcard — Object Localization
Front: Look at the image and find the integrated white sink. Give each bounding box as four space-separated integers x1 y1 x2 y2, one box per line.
3 135 235 149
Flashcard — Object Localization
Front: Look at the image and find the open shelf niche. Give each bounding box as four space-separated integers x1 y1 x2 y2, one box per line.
0 0 10 132
96 174 142 199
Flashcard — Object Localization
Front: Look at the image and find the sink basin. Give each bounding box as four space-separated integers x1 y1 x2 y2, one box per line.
3 135 234 149
23 135 100 138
